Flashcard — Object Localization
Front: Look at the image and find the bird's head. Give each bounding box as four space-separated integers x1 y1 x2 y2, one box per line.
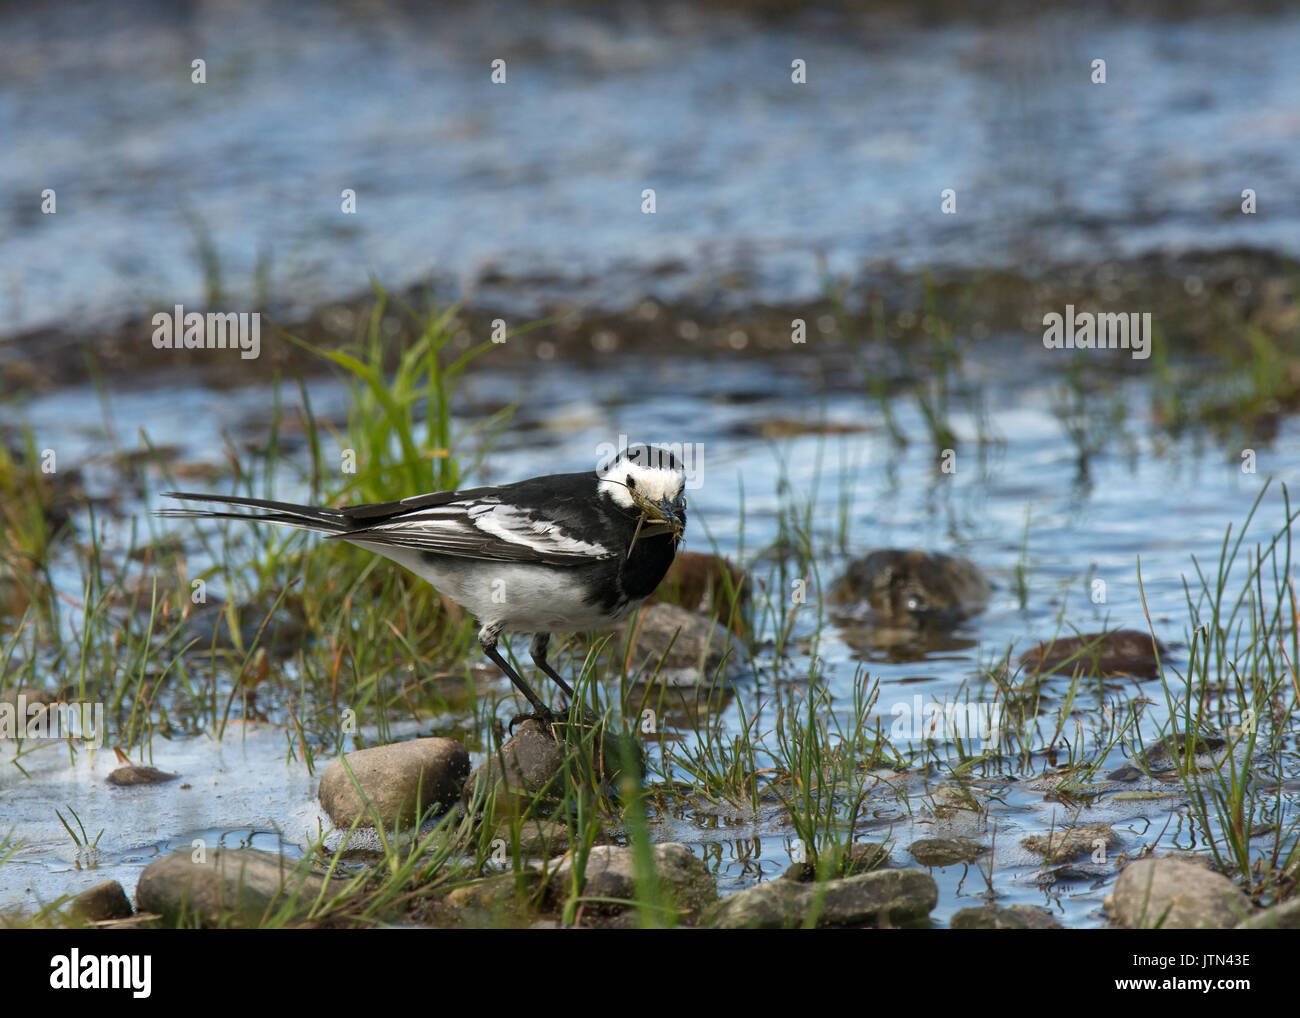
597 444 687 540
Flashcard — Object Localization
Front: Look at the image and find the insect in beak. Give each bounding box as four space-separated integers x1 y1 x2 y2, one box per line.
625 489 685 558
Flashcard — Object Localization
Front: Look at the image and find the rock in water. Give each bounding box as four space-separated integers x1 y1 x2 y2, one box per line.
1236 899 1300 929
135 848 331 927
951 905 1062 929
612 602 733 687
909 836 988 867
708 868 937 929
1019 629 1168 679
1021 823 1116 864
68 880 134 923
463 717 642 819
318 737 469 829
107 765 179 786
1109 857 1252 929
831 549 989 626
545 843 718 919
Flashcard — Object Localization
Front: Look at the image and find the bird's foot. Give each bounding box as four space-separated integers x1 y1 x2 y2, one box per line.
508 706 557 733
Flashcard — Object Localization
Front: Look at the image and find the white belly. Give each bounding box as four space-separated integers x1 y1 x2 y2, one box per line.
351 541 631 633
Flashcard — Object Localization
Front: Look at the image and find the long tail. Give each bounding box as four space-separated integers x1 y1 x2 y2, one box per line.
157 491 352 535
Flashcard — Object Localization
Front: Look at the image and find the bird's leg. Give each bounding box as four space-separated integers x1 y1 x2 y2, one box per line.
529 632 575 702
479 624 554 728
531 633 604 730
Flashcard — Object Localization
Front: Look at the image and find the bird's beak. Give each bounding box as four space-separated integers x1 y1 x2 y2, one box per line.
628 489 685 539
652 497 685 538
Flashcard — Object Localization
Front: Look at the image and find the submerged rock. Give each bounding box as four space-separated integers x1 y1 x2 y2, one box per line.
0 686 55 711
1107 731 1224 780
1109 857 1252 929
831 549 990 627
909 837 988 867
135 848 331 927
1019 629 1168 679
318 737 469 829
107 765 179 786
1139 730 1226 765
1021 823 1116 864
68 880 133 923
181 599 305 653
545 843 717 920
951 905 1062 929
612 602 734 687
708 868 937 929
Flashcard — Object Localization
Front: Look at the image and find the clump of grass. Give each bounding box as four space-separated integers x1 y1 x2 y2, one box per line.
1140 481 1300 901
0 427 71 607
769 670 901 879
283 281 510 502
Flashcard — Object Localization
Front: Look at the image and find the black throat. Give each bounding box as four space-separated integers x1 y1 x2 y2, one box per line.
604 500 684 603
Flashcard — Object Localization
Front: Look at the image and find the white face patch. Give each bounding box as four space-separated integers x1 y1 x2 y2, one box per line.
598 452 686 511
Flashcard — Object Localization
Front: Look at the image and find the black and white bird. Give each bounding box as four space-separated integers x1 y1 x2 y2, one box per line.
160 444 687 722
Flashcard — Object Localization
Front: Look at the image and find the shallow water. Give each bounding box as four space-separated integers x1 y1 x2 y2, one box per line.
3 2 1299 334
3 337 1297 925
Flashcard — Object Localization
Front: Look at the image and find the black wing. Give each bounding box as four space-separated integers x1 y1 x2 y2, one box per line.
160 474 615 566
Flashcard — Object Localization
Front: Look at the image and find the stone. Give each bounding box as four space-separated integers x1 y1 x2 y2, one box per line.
909 836 988 867
463 719 569 814
107 765 179 786
830 549 989 626
545 843 717 919
464 717 643 819
181 599 305 652
0 686 54 710
1019 629 1168 679
951 905 1062 929
68 880 133 923
1110 857 1252 929
1021 823 1116 863
708 868 937 929
135 848 331 927
1236 898 1300 929
612 602 734 687
319 737 469 829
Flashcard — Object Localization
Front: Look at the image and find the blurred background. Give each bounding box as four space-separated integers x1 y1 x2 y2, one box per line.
3 0 1298 346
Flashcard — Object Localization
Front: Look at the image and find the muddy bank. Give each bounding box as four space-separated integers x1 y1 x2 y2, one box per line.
4 247 1295 394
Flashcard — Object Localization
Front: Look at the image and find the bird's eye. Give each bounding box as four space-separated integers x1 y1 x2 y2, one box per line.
626 476 637 490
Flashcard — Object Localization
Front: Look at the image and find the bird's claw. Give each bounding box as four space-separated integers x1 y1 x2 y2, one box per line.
508 707 557 733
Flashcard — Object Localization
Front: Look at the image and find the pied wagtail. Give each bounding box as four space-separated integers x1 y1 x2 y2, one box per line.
161 444 687 724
